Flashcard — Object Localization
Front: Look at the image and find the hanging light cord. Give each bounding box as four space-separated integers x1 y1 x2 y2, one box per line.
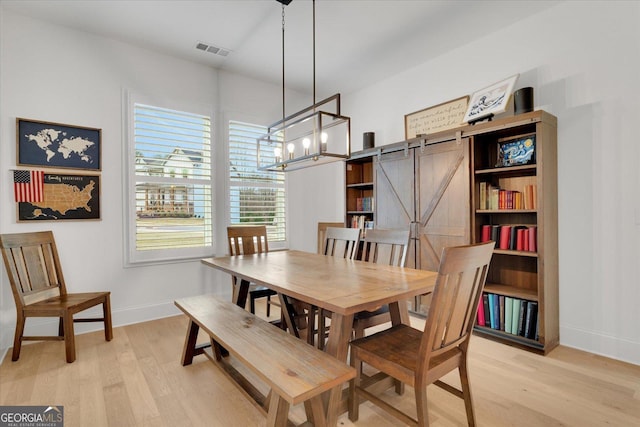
313 0 316 106
281 3 286 127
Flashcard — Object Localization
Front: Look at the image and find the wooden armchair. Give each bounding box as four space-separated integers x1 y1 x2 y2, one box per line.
348 241 495 426
0 231 113 363
227 225 278 317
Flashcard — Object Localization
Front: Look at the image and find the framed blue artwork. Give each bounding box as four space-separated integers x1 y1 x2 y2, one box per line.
16 118 101 171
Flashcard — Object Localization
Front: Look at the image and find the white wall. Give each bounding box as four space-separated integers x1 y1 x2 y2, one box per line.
2 1 639 366
0 10 295 352
290 1 640 364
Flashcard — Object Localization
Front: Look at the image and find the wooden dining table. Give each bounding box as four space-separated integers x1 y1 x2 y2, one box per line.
201 249 437 426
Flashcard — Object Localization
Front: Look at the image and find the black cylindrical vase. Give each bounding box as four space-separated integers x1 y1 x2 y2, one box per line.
514 87 534 115
363 132 375 149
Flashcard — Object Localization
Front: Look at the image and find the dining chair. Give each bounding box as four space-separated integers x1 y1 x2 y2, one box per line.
316 221 345 254
0 231 113 363
316 226 361 348
316 228 409 349
227 225 279 317
348 241 495 427
352 228 410 339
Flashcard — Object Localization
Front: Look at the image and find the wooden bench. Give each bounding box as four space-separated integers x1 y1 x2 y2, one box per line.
175 294 356 427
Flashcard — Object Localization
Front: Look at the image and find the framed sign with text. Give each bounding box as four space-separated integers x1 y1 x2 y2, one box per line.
404 96 469 139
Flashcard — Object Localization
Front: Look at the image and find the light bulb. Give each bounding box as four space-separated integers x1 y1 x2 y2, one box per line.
302 138 310 155
320 132 328 143
287 143 295 159
274 146 282 163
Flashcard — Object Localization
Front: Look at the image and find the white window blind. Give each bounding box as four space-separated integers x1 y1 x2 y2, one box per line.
128 102 213 263
228 120 285 242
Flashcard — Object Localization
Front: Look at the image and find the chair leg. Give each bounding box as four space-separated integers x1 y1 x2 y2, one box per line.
348 354 362 422
459 359 476 427
63 312 76 363
11 315 25 361
58 317 64 337
415 382 430 427
103 295 113 341
266 295 271 317
250 295 256 314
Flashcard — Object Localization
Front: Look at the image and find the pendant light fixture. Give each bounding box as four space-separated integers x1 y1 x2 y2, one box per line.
257 0 351 172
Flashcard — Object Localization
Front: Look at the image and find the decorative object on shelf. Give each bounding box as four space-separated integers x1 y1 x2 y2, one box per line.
497 135 536 167
514 87 534 115
463 74 519 124
363 132 375 149
257 0 350 172
17 172 100 221
404 95 469 139
17 118 101 171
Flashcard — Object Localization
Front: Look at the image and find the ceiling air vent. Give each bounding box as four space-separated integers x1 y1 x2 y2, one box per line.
195 41 230 57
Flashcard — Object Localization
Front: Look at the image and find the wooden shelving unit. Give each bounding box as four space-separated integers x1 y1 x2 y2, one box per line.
345 152 375 230
470 110 558 354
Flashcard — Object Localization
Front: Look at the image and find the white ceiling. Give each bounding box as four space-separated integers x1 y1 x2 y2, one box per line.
2 0 561 96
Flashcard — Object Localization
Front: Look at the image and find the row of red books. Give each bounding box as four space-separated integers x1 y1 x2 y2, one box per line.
480 224 537 252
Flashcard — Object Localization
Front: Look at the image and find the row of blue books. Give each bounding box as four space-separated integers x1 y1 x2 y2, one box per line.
476 292 538 340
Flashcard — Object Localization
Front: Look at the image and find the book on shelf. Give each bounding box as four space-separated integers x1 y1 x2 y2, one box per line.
505 297 513 334
479 182 487 210
477 299 486 326
517 299 527 337
528 226 537 252
482 294 490 327
525 301 538 339
499 225 511 249
499 295 505 331
511 298 521 335
488 294 496 329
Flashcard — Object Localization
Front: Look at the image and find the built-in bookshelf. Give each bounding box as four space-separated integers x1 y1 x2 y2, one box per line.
345 153 375 232
470 110 558 354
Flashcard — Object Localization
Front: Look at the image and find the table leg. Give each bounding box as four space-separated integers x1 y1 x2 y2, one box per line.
181 319 200 366
388 300 410 326
323 312 354 427
233 277 250 309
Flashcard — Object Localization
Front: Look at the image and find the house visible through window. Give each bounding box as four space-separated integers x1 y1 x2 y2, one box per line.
126 100 213 264
228 120 285 243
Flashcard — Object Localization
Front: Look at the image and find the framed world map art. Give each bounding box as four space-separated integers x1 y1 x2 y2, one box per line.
17 172 100 221
17 118 101 171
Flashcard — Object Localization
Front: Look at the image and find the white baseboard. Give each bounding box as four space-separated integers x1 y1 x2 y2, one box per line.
560 324 640 366
0 300 185 358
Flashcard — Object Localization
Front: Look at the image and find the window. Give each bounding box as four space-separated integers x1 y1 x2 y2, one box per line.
126 99 213 265
228 120 286 244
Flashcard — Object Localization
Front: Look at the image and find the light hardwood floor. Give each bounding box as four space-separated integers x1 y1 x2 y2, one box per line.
1 300 639 427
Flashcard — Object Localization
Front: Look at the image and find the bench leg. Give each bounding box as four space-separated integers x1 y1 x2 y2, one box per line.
307 395 327 427
266 393 289 427
181 320 200 366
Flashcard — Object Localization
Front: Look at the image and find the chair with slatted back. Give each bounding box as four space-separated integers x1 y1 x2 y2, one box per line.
317 221 345 254
315 226 361 348
0 231 113 363
227 225 278 317
352 228 411 339
348 241 495 427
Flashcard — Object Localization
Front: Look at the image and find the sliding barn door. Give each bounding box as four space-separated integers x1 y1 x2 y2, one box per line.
414 138 470 314
374 149 416 268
